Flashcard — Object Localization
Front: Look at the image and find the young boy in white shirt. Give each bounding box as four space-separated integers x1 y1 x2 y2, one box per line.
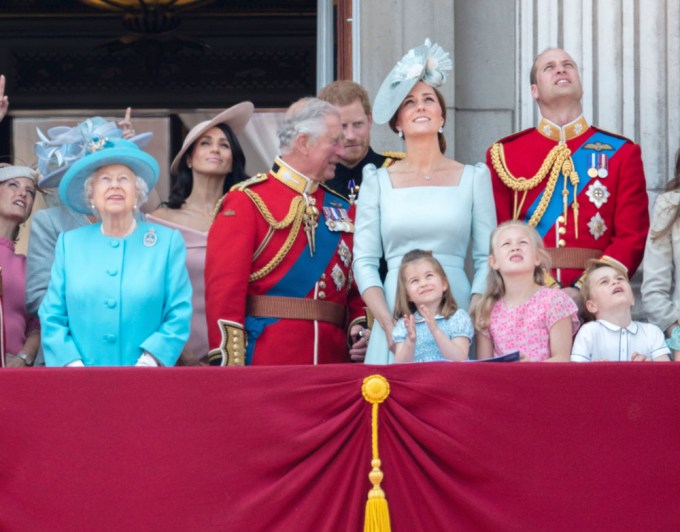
571 261 672 362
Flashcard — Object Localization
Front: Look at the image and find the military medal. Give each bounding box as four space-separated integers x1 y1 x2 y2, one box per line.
143 227 157 247
597 154 609 178
323 206 354 233
347 178 358 205
587 153 598 178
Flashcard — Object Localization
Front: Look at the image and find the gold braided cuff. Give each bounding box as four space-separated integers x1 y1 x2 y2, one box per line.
212 320 247 366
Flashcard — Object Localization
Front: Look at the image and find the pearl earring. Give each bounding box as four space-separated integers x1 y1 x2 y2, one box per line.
398 130 404 139
438 125 445 134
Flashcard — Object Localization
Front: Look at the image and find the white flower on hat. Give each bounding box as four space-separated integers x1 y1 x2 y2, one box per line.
421 39 452 87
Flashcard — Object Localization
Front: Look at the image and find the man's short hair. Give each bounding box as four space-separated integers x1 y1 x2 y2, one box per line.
277 97 340 155
318 80 372 117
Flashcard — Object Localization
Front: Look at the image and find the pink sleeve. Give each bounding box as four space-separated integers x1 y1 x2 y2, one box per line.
544 289 580 335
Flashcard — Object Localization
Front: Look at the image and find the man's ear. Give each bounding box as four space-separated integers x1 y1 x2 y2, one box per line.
530 84 539 102
295 133 310 156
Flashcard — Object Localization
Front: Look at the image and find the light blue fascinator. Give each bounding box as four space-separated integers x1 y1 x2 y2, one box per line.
372 38 453 125
35 117 153 189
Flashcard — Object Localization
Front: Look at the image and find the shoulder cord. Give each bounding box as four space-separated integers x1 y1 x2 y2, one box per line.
489 143 579 231
244 188 306 281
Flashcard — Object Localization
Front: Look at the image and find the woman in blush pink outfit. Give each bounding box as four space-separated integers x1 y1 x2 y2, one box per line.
148 103 253 364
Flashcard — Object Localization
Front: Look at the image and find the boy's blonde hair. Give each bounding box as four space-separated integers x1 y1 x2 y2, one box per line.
393 250 458 319
472 221 551 331
579 259 630 321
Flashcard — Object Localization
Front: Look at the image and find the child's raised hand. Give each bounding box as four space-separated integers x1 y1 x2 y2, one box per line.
418 304 437 330
404 314 417 342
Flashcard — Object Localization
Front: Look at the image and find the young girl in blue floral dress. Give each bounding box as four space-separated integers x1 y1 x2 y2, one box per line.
392 250 473 363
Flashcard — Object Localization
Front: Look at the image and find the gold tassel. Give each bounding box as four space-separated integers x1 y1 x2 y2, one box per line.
362 375 391 532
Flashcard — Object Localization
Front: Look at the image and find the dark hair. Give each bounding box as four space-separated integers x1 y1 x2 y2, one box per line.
388 85 447 154
166 123 248 209
651 148 680 240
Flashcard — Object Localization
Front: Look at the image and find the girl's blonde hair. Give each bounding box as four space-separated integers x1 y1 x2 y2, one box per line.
393 249 458 319
472 221 551 331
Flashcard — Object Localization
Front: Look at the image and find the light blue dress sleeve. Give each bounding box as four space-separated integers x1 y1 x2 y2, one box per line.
352 164 384 294
444 309 474 340
469 163 497 296
38 233 83 366
139 229 193 366
392 318 407 344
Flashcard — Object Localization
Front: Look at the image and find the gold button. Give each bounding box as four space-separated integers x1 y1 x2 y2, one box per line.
558 227 566 235
321 273 326 279
558 239 566 247
557 215 566 224
319 281 326 289
318 291 326 299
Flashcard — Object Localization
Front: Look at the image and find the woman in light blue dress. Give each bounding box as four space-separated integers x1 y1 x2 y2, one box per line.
353 39 496 364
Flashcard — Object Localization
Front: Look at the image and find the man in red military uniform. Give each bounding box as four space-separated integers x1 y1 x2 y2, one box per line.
205 97 367 365
487 48 649 298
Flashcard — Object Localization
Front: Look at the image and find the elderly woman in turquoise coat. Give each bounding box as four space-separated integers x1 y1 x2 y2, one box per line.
39 138 192 367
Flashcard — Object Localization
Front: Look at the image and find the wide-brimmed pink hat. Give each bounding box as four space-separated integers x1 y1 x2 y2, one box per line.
170 102 254 175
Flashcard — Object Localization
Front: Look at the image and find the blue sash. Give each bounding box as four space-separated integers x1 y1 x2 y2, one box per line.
527 131 627 237
244 192 349 363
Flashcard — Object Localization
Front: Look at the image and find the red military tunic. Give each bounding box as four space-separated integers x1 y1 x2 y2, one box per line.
205 157 364 365
487 115 649 287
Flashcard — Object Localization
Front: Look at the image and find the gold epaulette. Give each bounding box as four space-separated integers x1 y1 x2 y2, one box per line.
231 173 268 192
381 151 405 166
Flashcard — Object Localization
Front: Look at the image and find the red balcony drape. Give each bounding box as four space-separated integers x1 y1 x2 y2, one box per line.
0 363 678 531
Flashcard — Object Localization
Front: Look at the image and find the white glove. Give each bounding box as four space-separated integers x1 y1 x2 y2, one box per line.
135 353 159 367
66 360 85 367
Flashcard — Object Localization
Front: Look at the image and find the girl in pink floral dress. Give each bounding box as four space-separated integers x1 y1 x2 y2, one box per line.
473 221 579 361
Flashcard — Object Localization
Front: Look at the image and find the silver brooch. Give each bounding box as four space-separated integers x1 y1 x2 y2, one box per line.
337 238 352 268
585 180 610 209
143 227 157 247
331 264 346 291
587 213 607 240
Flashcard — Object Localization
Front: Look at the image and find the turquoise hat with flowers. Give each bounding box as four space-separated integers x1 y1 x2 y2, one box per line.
372 38 453 125
59 137 159 215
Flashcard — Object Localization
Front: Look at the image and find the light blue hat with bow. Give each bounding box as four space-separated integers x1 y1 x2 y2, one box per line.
372 39 453 125
35 117 153 189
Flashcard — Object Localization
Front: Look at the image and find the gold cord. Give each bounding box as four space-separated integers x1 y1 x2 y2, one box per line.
245 190 306 282
489 142 579 231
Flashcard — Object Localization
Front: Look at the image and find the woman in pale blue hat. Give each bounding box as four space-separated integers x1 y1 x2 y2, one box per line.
39 138 192 367
353 39 497 364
